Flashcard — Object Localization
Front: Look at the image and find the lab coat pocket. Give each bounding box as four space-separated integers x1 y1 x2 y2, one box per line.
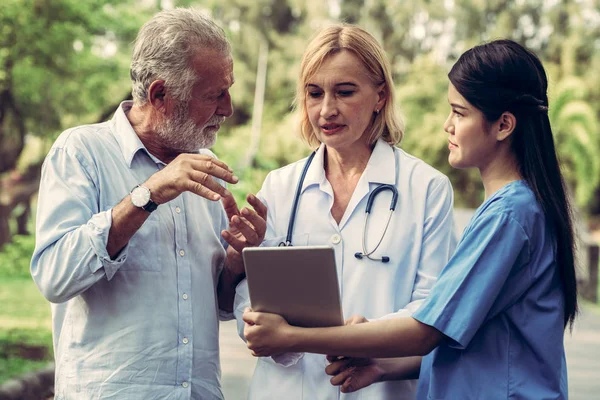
249 357 304 400
261 234 309 248
120 215 162 271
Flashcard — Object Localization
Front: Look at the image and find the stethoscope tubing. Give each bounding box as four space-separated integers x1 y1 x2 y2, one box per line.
281 151 317 247
281 146 399 264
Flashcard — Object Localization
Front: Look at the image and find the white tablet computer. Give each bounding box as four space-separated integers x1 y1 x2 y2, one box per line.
242 245 344 328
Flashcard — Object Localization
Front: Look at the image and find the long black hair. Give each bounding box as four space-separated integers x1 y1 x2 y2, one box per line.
448 39 578 330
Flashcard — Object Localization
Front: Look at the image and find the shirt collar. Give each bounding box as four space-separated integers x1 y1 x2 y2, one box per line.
362 138 397 185
300 138 396 193
111 101 162 168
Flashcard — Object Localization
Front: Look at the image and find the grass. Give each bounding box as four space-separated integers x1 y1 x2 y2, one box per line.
0 276 53 384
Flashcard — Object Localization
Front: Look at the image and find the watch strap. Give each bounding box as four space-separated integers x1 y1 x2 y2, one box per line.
141 200 159 213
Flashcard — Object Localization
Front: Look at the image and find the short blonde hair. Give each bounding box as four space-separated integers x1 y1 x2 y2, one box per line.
295 24 404 148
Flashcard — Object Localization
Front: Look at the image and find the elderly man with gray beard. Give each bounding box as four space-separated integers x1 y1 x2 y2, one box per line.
30 8 265 400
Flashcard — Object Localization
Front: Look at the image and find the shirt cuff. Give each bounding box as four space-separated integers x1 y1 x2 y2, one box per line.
85 209 129 281
219 309 235 321
374 300 424 320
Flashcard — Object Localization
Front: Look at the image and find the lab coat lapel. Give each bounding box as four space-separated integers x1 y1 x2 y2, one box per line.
300 143 329 195
297 144 339 229
338 139 396 229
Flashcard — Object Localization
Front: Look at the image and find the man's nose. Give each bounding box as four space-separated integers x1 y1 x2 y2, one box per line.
218 91 233 118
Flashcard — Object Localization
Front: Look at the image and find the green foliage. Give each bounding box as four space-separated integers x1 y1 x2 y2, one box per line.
0 235 36 278
0 0 159 178
0 328 53 384
0 276 53 384
0 277 52 330
549 76 600 210
336 0 600 211
199 0 600 212
1 0 599 219
395 55 485 208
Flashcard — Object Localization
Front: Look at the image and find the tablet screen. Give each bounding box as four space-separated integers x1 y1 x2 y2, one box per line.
242 246 344 328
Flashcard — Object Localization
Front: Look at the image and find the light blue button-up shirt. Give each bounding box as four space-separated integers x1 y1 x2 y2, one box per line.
31 101 230 400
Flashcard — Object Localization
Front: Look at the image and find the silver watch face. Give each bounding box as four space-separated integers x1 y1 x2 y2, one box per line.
131 186 151 207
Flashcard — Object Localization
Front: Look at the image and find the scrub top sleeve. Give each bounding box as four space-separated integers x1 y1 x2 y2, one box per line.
412 212 530 349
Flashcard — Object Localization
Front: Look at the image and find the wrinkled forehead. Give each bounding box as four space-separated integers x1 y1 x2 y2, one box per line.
191 48 233 79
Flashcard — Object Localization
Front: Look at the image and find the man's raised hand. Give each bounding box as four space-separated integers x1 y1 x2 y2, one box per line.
144 154 238 204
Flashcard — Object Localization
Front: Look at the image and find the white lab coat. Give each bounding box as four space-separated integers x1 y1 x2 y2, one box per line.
234 139 457 400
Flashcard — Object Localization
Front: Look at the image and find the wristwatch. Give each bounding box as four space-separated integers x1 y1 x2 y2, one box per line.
130 185 159 213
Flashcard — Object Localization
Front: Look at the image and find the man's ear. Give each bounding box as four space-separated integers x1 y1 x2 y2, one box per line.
496 111 516 142
148 80 167 112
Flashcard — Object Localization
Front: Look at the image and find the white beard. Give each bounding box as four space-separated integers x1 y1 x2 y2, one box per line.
155 102 222 153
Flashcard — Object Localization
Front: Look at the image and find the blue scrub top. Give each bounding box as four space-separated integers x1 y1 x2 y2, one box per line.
413 180 568 400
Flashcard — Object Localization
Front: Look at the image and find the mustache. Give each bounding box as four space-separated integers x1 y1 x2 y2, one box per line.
205 117 226 126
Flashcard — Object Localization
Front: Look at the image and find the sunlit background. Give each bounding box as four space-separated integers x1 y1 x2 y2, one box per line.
1 0 599 398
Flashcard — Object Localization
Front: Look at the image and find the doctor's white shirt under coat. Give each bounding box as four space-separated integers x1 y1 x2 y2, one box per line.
234 139 457 400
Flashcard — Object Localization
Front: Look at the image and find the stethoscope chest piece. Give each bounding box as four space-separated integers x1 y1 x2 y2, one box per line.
353 183 397 263
354 252 390 263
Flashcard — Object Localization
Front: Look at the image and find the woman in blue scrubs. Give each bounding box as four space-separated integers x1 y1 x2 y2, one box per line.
242 39 578 399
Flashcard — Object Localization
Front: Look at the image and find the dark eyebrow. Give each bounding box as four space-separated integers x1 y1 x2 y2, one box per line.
450 102 468 110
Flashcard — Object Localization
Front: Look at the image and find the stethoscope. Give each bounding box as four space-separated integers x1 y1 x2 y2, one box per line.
279 149 399 263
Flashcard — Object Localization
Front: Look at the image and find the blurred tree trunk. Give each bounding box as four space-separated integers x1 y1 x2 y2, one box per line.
16 202 30 235
0 206 11 248
0 163 42 247
0 89 26 173
0 85 27 248
242 37 268 169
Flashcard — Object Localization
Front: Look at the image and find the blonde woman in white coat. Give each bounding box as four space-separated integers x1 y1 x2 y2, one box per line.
234 24 456 400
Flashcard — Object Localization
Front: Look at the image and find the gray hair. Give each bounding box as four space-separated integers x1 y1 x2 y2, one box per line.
130 8 231 105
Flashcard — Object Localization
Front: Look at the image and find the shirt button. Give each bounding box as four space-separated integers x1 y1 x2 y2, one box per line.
175 207 181 213
182 337 189 344
182 293 188 300
182 381 189 388
179 250 185 256
330 234 341 245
